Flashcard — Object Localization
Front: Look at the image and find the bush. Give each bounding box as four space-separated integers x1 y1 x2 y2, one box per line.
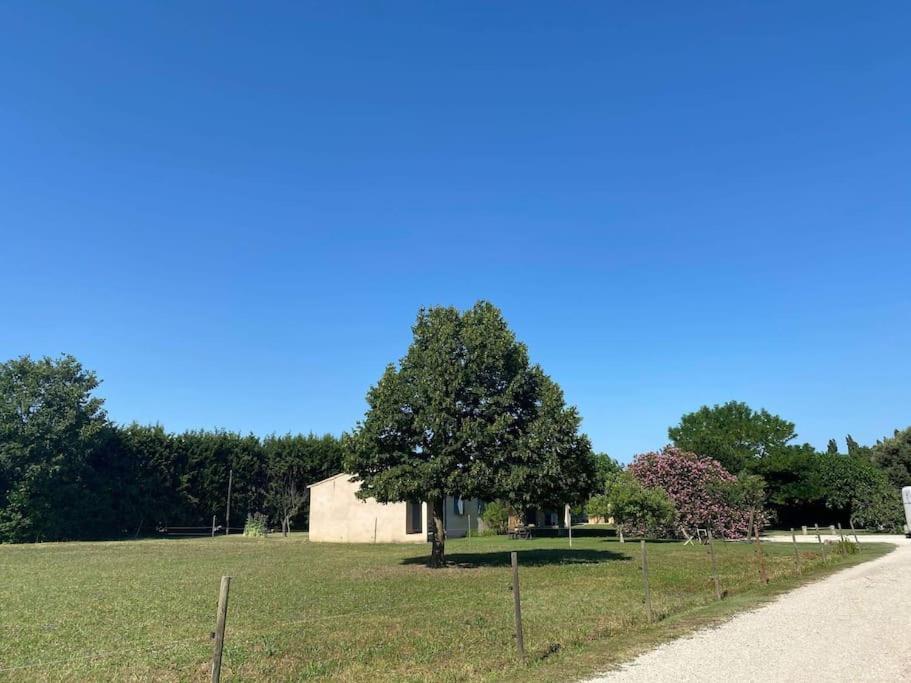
630 446 754 539
243 512 269 537
587 471 676 540
480 501 509 534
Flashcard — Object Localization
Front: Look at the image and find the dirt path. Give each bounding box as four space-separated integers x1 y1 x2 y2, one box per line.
589 536 911 682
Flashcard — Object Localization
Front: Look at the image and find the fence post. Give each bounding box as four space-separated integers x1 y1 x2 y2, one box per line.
510 552 525 663
790 528 801 574
640 540 653 622
707 530 722 600
211 576 231 683
225 469 233 536
802 525 807 536
373 518 378 544
468 514 471 544
849 518 860 545
753 519 768 584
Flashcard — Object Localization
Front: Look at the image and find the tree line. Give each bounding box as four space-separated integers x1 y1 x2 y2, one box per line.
587 401 910 537
3 302 909 555
0 354 342 543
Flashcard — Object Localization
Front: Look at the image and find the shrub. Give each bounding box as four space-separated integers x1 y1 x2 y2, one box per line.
243 512 269 537
587 471 676 540
480 501 509 534
629 446 754 539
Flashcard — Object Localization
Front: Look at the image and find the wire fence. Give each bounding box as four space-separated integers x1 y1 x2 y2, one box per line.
0 530 865 680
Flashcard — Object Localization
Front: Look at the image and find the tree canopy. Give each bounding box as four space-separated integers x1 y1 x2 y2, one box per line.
869 427 911 491
345 301 598 567
668 401 797 474
0 354 343 542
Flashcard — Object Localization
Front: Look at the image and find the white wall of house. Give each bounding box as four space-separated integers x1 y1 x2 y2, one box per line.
308 473 483 543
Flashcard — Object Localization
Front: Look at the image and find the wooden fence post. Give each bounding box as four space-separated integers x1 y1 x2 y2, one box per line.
640 540 653 622
211 515 216 538
790 528 801 574
510 552 525 663
753 520 768 584
211 576 231 683
707 530 722 600
225 469 233 536
849 519 860 545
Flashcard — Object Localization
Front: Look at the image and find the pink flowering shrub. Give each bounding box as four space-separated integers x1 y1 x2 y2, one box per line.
629 446 754 539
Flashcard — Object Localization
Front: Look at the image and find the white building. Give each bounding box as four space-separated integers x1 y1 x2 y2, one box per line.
307 472 484 543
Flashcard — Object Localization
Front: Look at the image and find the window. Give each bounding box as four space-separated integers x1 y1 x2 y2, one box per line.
406 502 422 534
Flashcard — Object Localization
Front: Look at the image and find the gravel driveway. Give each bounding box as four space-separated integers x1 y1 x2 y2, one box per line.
589 535 911 682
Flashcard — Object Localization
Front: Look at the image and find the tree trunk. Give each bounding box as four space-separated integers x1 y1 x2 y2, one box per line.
428 498 446 568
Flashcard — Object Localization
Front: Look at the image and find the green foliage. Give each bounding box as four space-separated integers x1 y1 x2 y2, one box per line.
593 453 622 490
831 538 859 555
346 302 598 565
0 354 345 542
0 355 109 542
243 512 269 537
480 501 510 534
587 471 676 538
869 426 911 491
813 452 903 531
668 401 797 474
263 433 343 533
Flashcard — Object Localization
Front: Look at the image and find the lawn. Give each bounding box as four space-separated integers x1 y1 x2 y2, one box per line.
0 531 891 682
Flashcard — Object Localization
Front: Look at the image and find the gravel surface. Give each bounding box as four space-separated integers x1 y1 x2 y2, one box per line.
589 536 911 683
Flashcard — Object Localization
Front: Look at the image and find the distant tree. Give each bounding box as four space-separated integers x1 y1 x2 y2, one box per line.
0 355 109 542
715 473 767 535
668 401 797 474
593 453 622 490
629 446 754 539
346 302 598 567
175 430 266 527
587 470 676 541
747 443 823 527
814 452 902 530
826 439 839 455
263 433 342 533
869 427 911 491
845 434 863 456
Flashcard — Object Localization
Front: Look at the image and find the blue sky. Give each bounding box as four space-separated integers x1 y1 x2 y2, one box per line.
2 3 909 461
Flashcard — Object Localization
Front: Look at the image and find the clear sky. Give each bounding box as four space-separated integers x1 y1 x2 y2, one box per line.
2 3 909 462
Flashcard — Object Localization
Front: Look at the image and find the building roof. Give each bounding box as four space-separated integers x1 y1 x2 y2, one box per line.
307 471 355 489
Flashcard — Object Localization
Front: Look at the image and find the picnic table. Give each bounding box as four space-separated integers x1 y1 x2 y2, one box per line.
508 525 535 540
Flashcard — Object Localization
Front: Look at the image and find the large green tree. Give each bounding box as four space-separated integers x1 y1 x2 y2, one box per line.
346 302 598 567
869 427 911 491
668 401 797 474
813 451 902 530
0 355 109 542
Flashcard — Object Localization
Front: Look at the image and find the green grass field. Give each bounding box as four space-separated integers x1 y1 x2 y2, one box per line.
0 531 891 681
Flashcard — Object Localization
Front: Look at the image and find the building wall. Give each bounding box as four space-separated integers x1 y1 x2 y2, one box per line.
309 474 428 543
308 473 484 543
443 497 484 538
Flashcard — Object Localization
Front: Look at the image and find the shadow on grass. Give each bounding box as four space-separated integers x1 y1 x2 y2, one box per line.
402 547 631 568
